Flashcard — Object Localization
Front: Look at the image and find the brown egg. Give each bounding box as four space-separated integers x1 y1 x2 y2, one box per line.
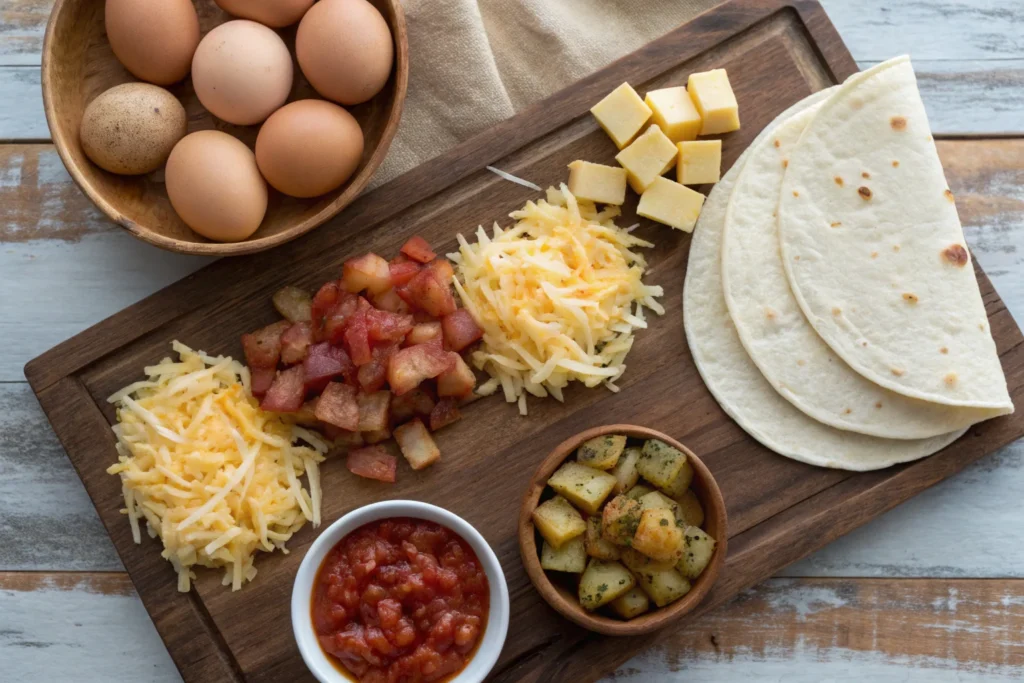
213 0 314 28
256 100 365 198
191 20 294 126
296 0 394 105
104 0 200 85
165 131 268 242
80 83 186 175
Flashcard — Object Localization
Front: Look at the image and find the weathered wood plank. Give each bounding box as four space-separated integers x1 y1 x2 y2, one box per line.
0 0 50 66
4 573 1023 682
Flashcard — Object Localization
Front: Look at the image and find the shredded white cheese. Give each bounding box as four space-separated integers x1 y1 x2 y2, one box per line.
106 342 326 592
450 184 663 414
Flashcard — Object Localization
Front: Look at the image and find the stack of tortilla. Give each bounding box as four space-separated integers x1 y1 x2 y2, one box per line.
683 56 1014 471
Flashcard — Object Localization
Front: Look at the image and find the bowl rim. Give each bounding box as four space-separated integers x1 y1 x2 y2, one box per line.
517 424 728 636
291 500 511 683
40 0 409 257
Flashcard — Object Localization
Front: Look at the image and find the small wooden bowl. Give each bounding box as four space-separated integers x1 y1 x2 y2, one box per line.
41 0 408 256
518 424 727 636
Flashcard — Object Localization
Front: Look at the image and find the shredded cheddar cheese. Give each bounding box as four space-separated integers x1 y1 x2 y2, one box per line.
106 341 327 592
449 184 664 414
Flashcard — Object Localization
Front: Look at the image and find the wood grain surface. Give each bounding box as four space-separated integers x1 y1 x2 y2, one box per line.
4 1 1024 682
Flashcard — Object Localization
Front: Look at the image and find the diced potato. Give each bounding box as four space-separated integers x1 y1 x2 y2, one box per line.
541 535 587 573
677 526 717 580
532 495 586 549
639 491 681 518
624 483 654 501
610 586 650 619
632 508 685 562
610 447 641 494
637 439 689 490
585 515 620 561
658 456 695 498
675 490 705 528
393 418 440 471
601 495 643 546
621 549 691 607
577 434 627 471
547 462 617 515
578 559 635 611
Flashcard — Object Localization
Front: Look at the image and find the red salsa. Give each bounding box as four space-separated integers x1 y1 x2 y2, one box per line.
312 518 490 683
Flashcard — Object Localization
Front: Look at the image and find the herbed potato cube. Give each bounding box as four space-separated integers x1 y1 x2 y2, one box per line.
624 483 655 501
675 490 705 528
677 526 717 580
658 456 694 498
611 447 641 494
639 491 681 518
610 586 650 620
577 434 627 470
548 462 617 515
532 495 586 549
637 439 689 490
632 508 685 562
578 559 635 611
541 535 587 573
601 495 643 547
585 515 621 561
621 548 691 607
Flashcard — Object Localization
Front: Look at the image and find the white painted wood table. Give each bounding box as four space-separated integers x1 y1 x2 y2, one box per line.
3 1 1023 680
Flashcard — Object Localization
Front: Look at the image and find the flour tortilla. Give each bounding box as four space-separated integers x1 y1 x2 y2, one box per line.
683 90 964 471
721 98 996 439
777 56 1013 413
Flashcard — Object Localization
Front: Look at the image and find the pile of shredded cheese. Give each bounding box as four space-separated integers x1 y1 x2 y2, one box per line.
449 184 664 415
106 341 327 592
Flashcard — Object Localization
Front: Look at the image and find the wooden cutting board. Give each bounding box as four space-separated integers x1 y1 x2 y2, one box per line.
25 1 1024 681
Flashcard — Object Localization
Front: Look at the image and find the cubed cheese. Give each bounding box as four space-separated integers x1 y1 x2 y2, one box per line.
645 86 702 142
637 176 705 232
567 161 628 205
687 69 740 135
590 83 652 149
677 140 722 185
615 125 678 194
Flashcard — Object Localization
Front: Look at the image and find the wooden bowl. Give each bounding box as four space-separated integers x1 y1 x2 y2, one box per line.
41 0 408 256
518 424 727 636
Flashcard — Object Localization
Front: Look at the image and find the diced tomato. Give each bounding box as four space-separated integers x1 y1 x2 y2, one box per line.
346 446 397 483
437 353 476 399
441 309 483 352
303 342 355 394
250 367 276 398
314 382 360 431
390 386 437 424
342 253 392 295
323 292 360 345
424 258 455 284
369 288 410 314
261 366 306 412
280 322 314 365
311 282 342 326
344 311 373 366
399 236 437 264
404 269 457 317
429 397 462 431
357 391 391 432
405 322 442 346
241 320 290 369
387 344 454 395
388 260 422 288
366 309 414 343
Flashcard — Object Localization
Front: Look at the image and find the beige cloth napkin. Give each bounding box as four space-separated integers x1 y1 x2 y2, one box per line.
371 0 720 188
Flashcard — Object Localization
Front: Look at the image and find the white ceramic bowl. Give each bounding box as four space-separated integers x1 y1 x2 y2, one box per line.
292 500 510 683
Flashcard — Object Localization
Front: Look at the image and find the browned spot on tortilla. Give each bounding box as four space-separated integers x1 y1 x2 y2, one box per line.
834 176 844 187
891 368 906 377
940 347 949 354
861 341 868 347
944 189 955 202
890 116 907 131
892 160 900 167
796 359 806 366
843 408 852 415
893 245 901 252
874 401 883 409
765 308 777 320
979 323 986 331
832 307 842 316
782 159 788 168
862 172 870 179
871 252 879 259
942 244 969 267
902 292 919 304
944 372 957 387
774 139 780 148
851 99 864 110
830 221 842 228
858 186 872 200
792 190 799 197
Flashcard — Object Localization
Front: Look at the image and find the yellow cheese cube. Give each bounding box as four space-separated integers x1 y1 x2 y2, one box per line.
644 87 702 142
687 69 740 135
615 125 678 194
567 160 627 205
590 83 653 149
676 140 722 185
637 176 705 232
